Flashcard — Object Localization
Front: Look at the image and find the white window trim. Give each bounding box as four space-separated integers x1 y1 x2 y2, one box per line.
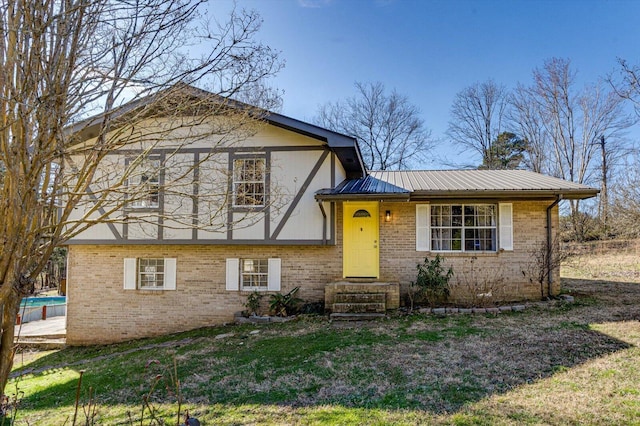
240 259 269 291
232 156 266 208
127 158 161 209
123 258 177 290
417 203 506 253
225 257 281 292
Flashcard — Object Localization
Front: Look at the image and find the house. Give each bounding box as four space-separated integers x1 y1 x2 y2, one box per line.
64 88 599 345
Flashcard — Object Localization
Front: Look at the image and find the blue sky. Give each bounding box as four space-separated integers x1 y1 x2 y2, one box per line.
212 0 640 168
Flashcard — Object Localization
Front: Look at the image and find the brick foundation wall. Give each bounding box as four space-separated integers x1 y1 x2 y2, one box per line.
66 244 341 345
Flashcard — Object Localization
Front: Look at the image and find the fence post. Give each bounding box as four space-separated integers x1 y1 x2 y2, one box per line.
42 305 47 321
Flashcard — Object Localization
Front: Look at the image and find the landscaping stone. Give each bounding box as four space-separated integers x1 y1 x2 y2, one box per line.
559 294 575 302
406 304 531 316
249 315 271 323
271 316 295 323
214 332 235 340
249 330 261 335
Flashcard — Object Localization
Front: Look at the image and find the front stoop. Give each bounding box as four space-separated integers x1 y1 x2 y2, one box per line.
330 312 386 321
325 281 400 320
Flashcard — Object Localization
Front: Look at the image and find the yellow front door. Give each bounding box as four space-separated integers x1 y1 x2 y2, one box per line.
343 202 379 278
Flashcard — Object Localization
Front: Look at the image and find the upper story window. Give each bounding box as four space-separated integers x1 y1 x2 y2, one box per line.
233 156 265 207
127 158 161 209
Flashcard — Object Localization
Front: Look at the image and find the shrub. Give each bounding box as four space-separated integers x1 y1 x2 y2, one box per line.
299 301 325 315
269 286 303 317
244 291 264 316
409 255 453 309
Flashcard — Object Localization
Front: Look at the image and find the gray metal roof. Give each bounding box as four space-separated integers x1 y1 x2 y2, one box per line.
316 175 410 200
316 169 599 201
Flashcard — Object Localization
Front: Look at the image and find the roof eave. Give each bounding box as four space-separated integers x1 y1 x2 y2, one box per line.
408 189 600 201
315 193 411 202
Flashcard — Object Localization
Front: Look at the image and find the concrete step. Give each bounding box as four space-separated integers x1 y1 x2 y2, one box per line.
330 312 386 321
332 302 386 314
15 337 66 349
334 292 386 304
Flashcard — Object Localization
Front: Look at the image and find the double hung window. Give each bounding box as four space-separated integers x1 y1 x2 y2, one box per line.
138 258 165 289
124 258 177 290
233 157 265 207
240 259 269 290
225 258 281 292
127 158 161 209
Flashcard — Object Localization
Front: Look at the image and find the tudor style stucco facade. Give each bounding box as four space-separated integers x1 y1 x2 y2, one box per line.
64 87 597 345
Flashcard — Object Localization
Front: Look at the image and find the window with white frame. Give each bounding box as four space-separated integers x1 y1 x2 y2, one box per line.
430 204 497 251
233 157 265 207
225 258 281 292
417 203 512 252
124 258 176 290
127 158 160 209
138 258 165 288
240 259 268 290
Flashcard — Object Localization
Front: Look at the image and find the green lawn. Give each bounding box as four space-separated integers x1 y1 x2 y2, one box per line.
8 273 640 425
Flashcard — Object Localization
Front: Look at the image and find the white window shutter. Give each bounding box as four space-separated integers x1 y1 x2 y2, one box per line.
164 258 177 290
267 258 281 291
124 258 137 290
226 258 240 291
416 204 430 251
499 203 513 251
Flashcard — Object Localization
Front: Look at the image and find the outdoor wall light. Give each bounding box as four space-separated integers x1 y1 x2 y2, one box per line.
385 210 392 222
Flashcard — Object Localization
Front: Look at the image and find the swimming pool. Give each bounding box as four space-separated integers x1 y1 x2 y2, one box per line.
21 296 66 308
18 296 66 324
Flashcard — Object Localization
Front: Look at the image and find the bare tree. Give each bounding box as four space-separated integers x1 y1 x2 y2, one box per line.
609 154 640 239
511 58 631 240
447 80 507 167
509 84 551 173
525 236 568 299
0 0 282 394
316 81 433 170
609 58 640 118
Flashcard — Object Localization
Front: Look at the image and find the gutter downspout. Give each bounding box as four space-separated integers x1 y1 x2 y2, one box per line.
546 195 563 297
317 200 327 245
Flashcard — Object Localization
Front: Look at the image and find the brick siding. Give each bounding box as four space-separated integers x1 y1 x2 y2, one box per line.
67 200 560 344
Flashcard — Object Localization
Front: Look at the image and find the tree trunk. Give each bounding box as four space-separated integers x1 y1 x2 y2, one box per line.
0 290 21 395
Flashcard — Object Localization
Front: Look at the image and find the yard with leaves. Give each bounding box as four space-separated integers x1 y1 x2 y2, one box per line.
8 250 640 425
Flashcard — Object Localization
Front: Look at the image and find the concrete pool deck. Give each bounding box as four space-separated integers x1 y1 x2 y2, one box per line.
14 316 66 348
